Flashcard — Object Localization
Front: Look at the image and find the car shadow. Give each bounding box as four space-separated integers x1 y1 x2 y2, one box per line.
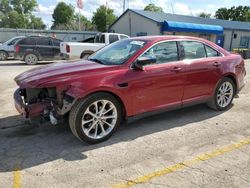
0 104 228 172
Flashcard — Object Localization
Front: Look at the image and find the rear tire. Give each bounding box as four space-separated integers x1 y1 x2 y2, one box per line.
25 53 38 65
208 77 236 111
0 51 8 60
69 93 122 144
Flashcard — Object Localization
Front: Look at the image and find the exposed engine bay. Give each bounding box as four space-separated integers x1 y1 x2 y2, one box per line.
18 87 75 124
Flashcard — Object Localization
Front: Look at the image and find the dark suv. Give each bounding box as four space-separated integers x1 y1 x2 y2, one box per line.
14 36 63 65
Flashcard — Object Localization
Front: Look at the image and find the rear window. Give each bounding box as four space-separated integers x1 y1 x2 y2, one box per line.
181 41 206 59
19 37 36 45
95 34 105 43
109 34 119 43
205 45 221 57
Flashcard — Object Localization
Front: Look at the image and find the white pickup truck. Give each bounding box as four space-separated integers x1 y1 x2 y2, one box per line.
60 33 129 60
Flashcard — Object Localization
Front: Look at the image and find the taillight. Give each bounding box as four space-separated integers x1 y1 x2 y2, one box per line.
15 45 20 53
66 45 70 53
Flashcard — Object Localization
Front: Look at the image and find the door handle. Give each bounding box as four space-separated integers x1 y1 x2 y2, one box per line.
213 62 221 67
118 82 128 88
171 67 182 72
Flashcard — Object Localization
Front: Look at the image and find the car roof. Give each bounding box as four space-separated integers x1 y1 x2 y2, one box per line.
132 35 209 42
131 35 229 55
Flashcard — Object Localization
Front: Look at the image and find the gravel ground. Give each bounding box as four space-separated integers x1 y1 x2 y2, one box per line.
0 60 250 188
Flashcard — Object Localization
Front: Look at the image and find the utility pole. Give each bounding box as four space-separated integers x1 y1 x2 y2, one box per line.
170 2 174 14
123 0 125 12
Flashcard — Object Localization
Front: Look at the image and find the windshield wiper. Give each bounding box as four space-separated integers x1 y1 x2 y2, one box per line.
88 58 105 65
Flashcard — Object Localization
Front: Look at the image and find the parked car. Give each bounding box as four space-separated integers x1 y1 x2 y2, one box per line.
14 36 246 143
14 36 63 65
60 33 129 60
0 36 25 60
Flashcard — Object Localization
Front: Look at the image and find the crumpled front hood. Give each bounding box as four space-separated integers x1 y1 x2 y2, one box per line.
15 60 114 88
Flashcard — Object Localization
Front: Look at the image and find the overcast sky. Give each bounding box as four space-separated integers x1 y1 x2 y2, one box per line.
33 0 250 27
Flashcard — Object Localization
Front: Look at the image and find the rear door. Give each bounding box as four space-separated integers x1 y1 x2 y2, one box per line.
180 41 222 104
129 41 187 115
51 38 61 57
36 37 54 59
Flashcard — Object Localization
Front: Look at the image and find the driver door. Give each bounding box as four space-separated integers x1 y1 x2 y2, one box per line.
128 41 187 115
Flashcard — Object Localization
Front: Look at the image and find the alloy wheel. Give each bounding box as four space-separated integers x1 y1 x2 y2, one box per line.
81 100 118 139
25 54 38 64
0 51 7 60
216 81 234 108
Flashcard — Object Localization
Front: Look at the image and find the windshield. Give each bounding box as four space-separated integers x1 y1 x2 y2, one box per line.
3 37 23 45
89 39 147 65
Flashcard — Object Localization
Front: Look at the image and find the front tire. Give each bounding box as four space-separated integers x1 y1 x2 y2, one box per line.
25 53 38 65
208 77 235 111
69 93 122 144
0 51 8 60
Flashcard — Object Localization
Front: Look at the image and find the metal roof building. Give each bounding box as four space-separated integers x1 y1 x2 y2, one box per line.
110 9 250 51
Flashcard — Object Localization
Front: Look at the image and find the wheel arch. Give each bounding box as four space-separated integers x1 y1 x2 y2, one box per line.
23 50 41 61
80 50 95 59
0 50 9 57
223 73 238 93
212 73 238 96
72 90 127 121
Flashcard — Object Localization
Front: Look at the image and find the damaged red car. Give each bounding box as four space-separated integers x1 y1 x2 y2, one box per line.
14 36 246 143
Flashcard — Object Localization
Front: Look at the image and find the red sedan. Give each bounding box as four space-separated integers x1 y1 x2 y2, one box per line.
14 36 246 143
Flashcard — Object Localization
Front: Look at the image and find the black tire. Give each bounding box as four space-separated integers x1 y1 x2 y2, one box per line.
208 77 236 111
24 53 38 65
69 92 122 144
0 51 8 60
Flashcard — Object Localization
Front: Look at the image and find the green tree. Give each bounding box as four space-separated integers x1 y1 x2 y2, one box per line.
215 6 250 21
245 10 250 21
12 0 37 14
7 10 26 28
198 12 211 18
0 0 45 29
28 15 46 29
75 13 94 30
144 3 163 12
52 2 74 28
92 5 117 32
215 8 230 20
0 0 12 14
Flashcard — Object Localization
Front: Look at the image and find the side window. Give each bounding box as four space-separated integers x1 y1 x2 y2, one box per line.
37 37 52 46
181 41 206 59
239 36 249 48
52 39 62 46
205 45 220 57
8 38 19 45
19 37 36 45
109 34 119 43
141 41 178 65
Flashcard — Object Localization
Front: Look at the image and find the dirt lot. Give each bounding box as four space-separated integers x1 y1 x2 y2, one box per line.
0 60 250 188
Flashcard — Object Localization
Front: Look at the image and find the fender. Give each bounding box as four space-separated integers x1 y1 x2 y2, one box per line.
65 85 132 117
212 73 237 96
23 50 41 61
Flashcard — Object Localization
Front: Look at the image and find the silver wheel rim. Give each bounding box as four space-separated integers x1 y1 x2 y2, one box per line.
0 52 7 60
217 81 234 108
81 100 117 139
26 54 37 64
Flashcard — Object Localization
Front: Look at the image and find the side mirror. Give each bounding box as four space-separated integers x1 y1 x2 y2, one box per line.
133 55 156 70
